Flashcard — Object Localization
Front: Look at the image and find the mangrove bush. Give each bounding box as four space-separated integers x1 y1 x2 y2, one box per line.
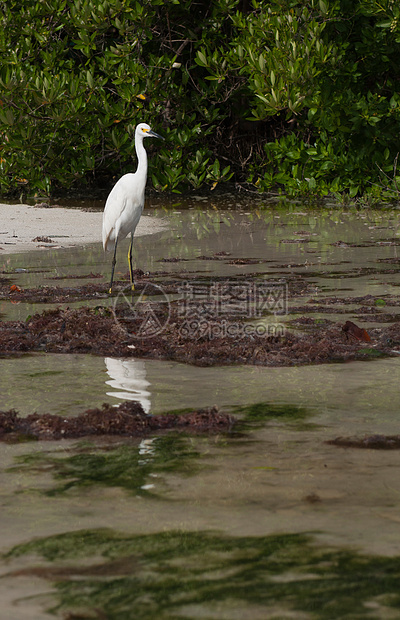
0 0 400 199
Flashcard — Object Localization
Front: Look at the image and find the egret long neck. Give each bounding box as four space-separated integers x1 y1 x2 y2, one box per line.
135 136 148 178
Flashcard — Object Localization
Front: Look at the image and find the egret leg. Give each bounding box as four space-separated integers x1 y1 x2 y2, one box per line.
109 237 118 294
128 234 135 291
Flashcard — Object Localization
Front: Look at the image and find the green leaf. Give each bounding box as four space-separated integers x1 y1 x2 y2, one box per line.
376 20 392 29
86 71 94 89
197 51 208 67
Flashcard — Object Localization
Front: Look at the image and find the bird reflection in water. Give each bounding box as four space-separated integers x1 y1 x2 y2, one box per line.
104 357 151 413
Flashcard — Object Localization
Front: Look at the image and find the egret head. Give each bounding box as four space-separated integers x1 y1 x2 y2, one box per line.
136 123 164 141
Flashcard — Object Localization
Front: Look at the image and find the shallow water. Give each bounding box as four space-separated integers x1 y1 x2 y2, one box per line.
1 352 400 431
1 198 400 619
2 198 400 321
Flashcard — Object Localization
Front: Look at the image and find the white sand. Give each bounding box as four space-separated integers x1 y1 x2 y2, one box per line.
0 202 166 254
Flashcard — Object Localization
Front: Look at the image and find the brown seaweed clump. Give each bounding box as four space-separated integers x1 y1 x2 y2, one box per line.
0 402 235 442
327 435 400 450
0 304 399 366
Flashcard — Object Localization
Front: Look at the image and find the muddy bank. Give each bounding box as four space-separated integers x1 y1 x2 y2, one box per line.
0 402 234 441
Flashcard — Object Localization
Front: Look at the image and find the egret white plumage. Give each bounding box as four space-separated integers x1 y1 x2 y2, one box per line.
102 122 164 293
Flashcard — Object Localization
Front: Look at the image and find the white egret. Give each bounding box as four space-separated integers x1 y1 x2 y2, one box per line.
102 122 164 293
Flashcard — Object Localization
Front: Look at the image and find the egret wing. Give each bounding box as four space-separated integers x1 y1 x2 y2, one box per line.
102 179 129 251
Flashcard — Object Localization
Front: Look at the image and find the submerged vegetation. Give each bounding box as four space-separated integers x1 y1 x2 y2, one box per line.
1 0 400 199
11 435 202 496
6 529 400 618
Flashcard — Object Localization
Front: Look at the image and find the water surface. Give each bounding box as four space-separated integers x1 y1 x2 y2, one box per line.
1 199 400 619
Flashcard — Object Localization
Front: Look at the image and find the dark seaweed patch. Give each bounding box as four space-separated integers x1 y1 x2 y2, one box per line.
327 435 400 449
0 402 234 442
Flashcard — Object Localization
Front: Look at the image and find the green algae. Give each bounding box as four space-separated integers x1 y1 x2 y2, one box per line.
235 402 310 422
233 402 315 431
11 435 201 497
5 529 400 620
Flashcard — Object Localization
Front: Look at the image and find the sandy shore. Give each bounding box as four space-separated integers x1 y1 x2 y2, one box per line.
0 203 166 254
